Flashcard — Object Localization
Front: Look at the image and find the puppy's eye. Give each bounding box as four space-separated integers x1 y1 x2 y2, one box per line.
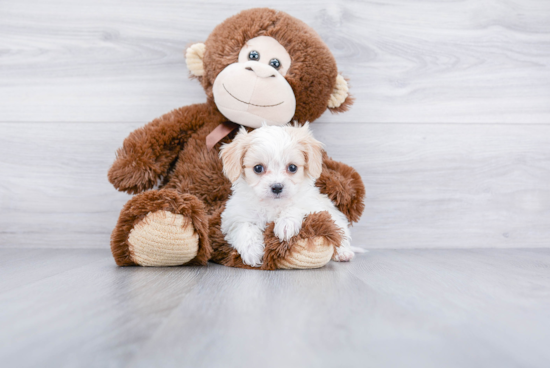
249 50 260 61
253 164 264 174
269 58 281 70
288 164 298 173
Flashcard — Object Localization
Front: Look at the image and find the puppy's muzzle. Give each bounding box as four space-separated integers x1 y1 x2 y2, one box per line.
271 183 284 194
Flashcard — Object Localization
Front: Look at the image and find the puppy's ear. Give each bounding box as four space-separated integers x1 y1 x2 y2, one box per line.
296 123 324 179
220 127 249 182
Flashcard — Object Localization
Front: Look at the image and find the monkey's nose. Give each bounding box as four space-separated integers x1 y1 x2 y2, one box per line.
271 183 284 194
245 62 277 78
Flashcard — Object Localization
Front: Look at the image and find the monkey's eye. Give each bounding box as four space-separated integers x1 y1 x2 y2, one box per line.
269 58 281 70
248 50 260 61
288 164 297 173
253 164 264 174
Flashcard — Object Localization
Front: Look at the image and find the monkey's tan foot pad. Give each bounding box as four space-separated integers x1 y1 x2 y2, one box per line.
127 210 199 266
277 237 335 269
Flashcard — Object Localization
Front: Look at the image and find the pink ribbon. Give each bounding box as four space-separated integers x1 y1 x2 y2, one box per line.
206 121 240 150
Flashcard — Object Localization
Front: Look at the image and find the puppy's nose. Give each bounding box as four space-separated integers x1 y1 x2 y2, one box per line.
271 183 284 194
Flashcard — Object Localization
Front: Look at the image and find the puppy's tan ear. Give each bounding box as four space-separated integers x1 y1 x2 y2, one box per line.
220 127 249 182
298 123 324 179
185 43 206 77
327 75 354 113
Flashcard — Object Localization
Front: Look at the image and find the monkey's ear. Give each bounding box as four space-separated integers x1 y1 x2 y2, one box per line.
327 75 354 113
185 43 206 77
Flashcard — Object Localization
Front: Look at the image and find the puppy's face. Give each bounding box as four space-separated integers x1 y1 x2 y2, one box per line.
220 124 324 201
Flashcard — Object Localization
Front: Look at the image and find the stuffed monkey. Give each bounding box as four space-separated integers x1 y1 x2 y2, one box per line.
108 8 365 270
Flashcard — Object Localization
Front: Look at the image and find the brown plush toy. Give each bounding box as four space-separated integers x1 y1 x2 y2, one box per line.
108 8 365 270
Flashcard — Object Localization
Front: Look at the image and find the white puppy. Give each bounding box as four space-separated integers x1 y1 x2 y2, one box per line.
219 123 361 267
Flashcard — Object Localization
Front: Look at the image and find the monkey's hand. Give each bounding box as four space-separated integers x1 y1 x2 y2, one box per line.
108 152 161 194
316 154 365 224
108 103 223 194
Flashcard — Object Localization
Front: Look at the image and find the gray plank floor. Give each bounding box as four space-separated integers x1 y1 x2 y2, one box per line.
1 248 549 368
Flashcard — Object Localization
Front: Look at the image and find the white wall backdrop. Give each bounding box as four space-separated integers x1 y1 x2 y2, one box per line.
1 0 549 248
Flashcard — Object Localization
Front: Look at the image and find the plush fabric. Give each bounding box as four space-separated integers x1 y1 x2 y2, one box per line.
238 36 292 76
185 43 206 77
212 61 296 127
128 211 198 266
108 8 365 269
200 8 352 120
110 189 212 266
328 75 350 109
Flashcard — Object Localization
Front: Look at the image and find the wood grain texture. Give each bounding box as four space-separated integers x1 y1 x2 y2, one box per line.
0 248 549 367
314 123 550 248
0 122 133 248
1 0 549 123
2 122 549 249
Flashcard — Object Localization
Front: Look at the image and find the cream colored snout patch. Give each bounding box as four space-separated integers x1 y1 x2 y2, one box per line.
213 61 296 128
212 36 296 128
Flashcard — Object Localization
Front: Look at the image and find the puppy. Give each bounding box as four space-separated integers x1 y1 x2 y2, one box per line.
219 123 362 267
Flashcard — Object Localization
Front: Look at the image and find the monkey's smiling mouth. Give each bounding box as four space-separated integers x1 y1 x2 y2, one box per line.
223 84 284 107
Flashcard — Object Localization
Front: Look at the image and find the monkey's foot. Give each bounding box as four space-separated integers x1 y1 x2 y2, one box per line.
111 189 211 267
259 211 342 270
276 236 334 269
127 211 199 266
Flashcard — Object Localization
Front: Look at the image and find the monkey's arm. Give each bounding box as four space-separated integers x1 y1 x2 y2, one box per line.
316 153 366 224
108 103 222 194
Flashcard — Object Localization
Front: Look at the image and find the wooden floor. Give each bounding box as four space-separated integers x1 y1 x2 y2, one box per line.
1 248 549 368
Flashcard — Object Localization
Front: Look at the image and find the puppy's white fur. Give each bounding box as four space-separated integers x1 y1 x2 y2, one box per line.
220 123 357 267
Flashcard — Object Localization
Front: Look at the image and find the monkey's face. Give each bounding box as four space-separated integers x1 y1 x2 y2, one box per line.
185 8 353 126
212 36 296 128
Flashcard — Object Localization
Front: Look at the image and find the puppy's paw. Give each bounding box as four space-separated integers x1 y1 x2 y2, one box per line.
332 247 355 262
239 242 265 267
274 217 302 242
